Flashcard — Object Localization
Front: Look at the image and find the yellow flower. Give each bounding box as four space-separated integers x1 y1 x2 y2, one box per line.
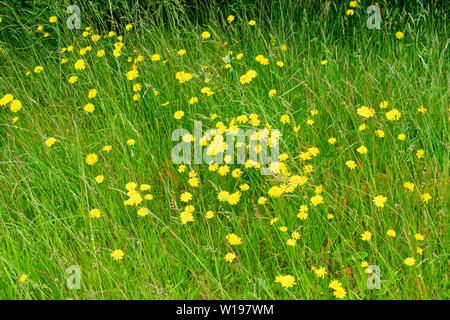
91 34 101 42
85 153 98 165
225 253 236 263
375 129 385 138
45 137 56 147
357 106 375 118
205 210 214 219
10 100 22 112
320 60 328 65
0 93 14 106
111 249 125 262
180 191 192 202
275 275 296 288
386 108 401 121
88 89 97 99
227 191 241 205
133 83 142 92
421 193 432 203
286 239 296 247
127 139 135 146
387 229 396 237
396 31 404 39
373 195 387 208
103 145 112 153
329 280 343 290
126 69 139 81
97 50 105 57
144 194 153 201
333 286 347 299
180 209 194 224
248 20 256 26
314 267 327 278
416 149 424 159
361 231 372 241
328 137 337 144
239 183 249 191
239 69 257 84
125 24 133 31
188 177 199 187
346 9 354 16
174 110 184 120
34 66 44 73
151 54 161 61
379 100 388 109
310 194 323 207
49 16 58 23
74 59 86 70
227 15 235 22
276 61 284 67
225 233 242 245
269 89 277 97
95 175 104 184
201 31 211 39
268 186 283 198
137 207 149 217
177 49 186 56
346 160 356 169
89 208 102 218
398 133 406 140
404 257 415 266
417 105 427 113
414 233 424 241
349 1 357 7
175 71 193 83
189 97 198 105
357 145 368 154
84 103 94 113
125 182 137 191
19 274 28 283
69 76 78 84
403 182 414 191
280 114 289 124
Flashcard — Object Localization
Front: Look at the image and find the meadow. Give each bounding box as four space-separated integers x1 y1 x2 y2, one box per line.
0 0 448 299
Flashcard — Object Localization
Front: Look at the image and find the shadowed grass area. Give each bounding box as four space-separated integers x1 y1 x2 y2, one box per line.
0 0 448 299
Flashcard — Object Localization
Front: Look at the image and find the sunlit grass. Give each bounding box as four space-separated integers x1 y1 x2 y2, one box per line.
0 1 448 299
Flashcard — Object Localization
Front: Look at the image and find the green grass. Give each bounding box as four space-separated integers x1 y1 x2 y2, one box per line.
0 0 448 299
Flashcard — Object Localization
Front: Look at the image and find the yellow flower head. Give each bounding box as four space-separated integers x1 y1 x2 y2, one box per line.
111 249 125 262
